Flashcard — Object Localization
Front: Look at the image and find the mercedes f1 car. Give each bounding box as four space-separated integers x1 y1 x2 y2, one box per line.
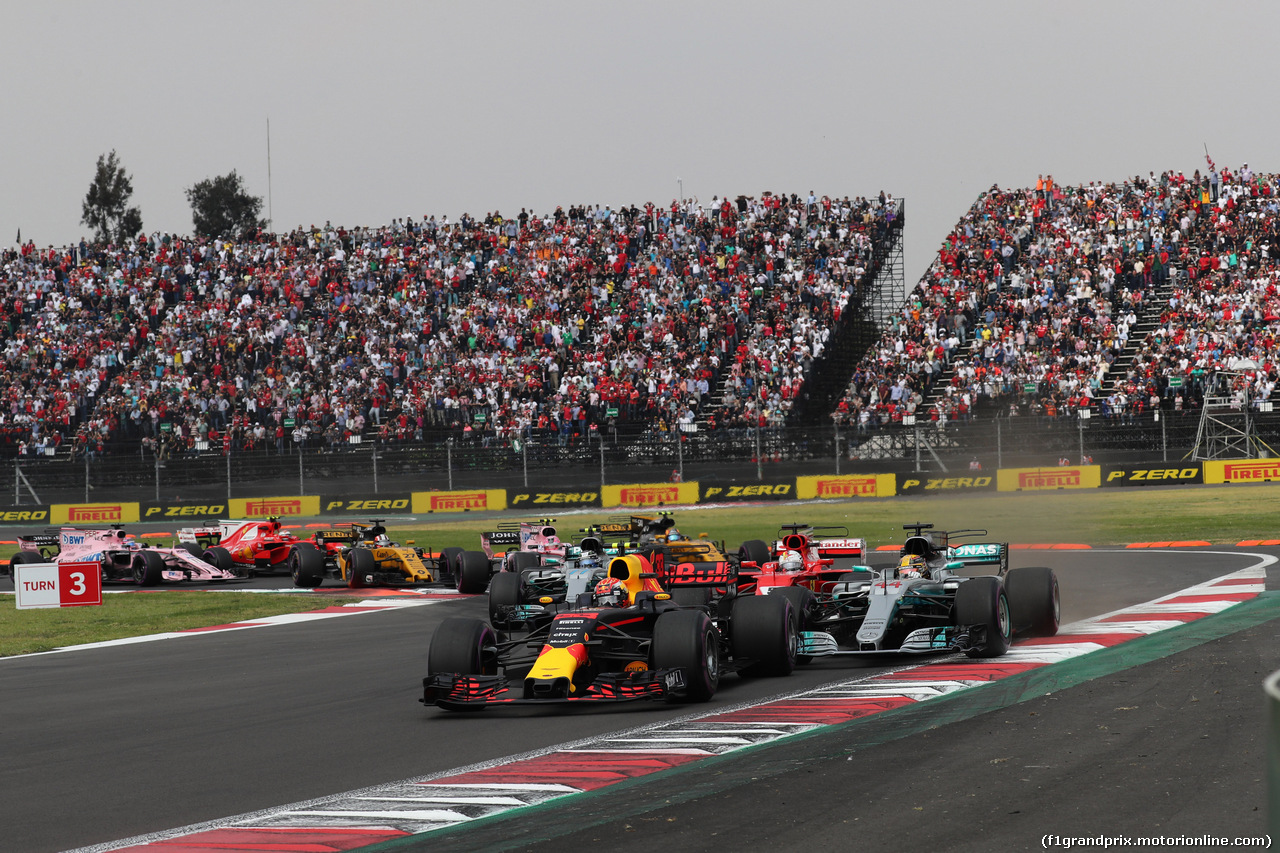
778 523 1059 660
293 520 444 589
10 527 244 586
423 551 798 710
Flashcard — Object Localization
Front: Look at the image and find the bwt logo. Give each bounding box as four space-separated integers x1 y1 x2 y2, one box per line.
1223 462 1280 481
619 487 680 505
69 506 122 522
1018 471 1080 488
63 534 86 546
246 500 302 517
430 493 488 510
815 479 876 497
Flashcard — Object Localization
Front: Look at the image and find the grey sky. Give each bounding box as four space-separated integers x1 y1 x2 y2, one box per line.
3 1 1274 283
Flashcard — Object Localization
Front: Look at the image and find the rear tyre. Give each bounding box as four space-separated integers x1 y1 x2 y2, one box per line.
671 586 713 608
456 550 491 594
651 609 719 702
347 548 375 588
488 571 523 625
738 539 770 567
427 618 498 677
289 543 324 588
731 594 797 677
772 587 817 664
132 550 165 586
202 546 234 573
177 543 205 560
8 550 43 581
954 576 1011 658
507 551 541 572
1005 566 1060 637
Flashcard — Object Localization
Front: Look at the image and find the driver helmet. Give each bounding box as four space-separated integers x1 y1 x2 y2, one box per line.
593 576 630 607
667 531 683 542
898 554 927 579
375 534 392 547
780 550 803 572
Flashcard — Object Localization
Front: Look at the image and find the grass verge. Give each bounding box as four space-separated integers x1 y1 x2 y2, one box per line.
0 591 360 657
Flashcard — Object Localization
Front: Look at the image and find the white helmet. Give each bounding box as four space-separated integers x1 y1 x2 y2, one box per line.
780 550 803 572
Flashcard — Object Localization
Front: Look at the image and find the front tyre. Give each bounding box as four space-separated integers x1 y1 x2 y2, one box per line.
954 576 1011 658
772 587 816 664
289 543 324 588
427 618 498 677
1005 566 1060 637
132 551 165 587
731 593 797 677
456 550 491 594
651 609 719 702
347 548 375 589
488 571 523 625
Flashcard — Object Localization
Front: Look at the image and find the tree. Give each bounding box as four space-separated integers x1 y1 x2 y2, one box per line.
186 170 265 239
81 150 143 244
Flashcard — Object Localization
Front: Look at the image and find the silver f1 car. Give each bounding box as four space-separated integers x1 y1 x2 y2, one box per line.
783 523 1059 659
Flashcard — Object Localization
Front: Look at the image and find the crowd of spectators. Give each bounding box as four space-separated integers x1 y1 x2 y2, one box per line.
0 191 899 458
833 164 1280 431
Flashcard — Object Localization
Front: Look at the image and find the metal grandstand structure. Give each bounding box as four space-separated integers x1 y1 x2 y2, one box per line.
1189 366 1277 460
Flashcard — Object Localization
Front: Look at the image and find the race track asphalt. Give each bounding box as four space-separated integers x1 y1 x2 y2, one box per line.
2 547 1274 852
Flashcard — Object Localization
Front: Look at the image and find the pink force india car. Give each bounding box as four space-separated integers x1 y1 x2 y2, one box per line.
8 527 244 586
442 519 570 594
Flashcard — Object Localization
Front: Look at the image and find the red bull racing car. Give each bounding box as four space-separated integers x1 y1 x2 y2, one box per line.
423 551 798 710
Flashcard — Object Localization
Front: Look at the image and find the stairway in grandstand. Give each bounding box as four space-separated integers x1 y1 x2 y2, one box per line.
1098 271 1179 396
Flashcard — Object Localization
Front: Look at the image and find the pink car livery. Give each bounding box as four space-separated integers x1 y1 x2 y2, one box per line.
9 527 242 586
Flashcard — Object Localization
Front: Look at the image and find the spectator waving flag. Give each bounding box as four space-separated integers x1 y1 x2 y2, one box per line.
1204 143 1215 172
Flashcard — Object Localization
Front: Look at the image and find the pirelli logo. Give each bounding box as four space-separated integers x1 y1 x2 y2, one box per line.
68 505 123 522
997 466 1100 492
1019 471 1081 488
815 478 877 497
430 492 488 511
246 499 302 517
1222 461 1280 481
619 487 680 505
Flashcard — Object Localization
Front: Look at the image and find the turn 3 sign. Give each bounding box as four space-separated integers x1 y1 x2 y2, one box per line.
14 561 103 609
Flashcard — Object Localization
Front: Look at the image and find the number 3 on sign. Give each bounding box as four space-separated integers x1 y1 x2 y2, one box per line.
58 561 102 606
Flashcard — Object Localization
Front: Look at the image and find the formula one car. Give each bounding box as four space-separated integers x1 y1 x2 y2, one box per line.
293 520 444 589
442 519 570 594
782 523 1059 660
486 530 610 625
737 524 869 598
178 517 306 576
10 527 243 586
424 551 798 710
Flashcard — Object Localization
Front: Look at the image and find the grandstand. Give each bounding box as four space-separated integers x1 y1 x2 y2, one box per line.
3 165 1280 499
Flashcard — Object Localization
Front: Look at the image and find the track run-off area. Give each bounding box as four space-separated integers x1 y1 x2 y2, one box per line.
3 544 1277 853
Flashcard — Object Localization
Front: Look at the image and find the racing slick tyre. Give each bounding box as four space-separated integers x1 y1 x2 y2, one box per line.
772 587 817 664
347 548 375 589
8 550 43 581
439 546 464 583
488 570 523 626
731 593 798 677
202 546 234 574
132 550 165 587
177 543 205 561
954 576 1012 658
456 550 491 594
1004 566 1060 637
427 618 498 678
289 543 325 588
651 609 719 702
738 539 771 567
506 551 541 573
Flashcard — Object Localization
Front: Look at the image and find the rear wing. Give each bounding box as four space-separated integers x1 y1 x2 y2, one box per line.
16 531 60 556
314 528 359 545
946 541 1009 572
657 560 737 587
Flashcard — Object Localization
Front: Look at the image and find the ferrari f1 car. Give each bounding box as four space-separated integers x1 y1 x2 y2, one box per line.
293 520 444 589
178 517 306 576
10 527 243 586
776 523 1059 659
423 551 799 710
736 524 869 596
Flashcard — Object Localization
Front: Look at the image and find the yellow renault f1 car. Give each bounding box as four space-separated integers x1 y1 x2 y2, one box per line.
292 520 443 589
422 550 798 710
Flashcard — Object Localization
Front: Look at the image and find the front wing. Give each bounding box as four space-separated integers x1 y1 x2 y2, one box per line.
422 668 686 709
